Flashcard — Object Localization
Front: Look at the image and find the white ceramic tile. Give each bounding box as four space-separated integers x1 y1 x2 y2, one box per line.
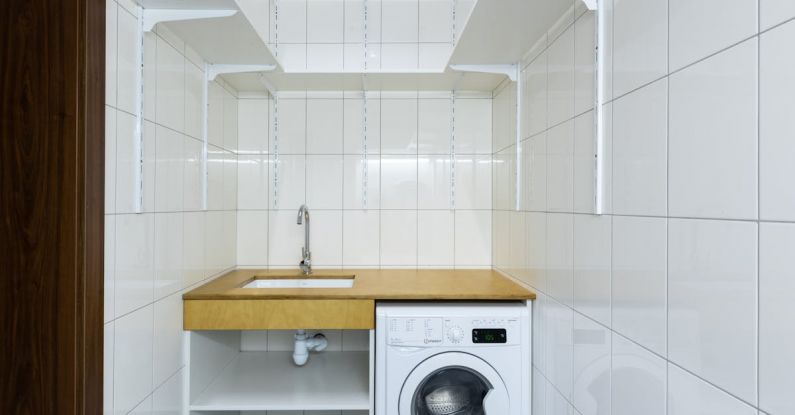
203 211 225 276
104 321 114 414
547 26 575 126
307 43 345 71
611 333 666 415
128 396 152 415
524 212 547 290
546 213 574 306
208 82 224 148
306 155 344 209
669 0 758 70
182 139 202 212
759 223 795 415
182 211 205 288
418 43 452 70
669 40 758 220
612 216 667 355
105 107 117 214
155 23 184 53
573 111 594 214
380 155 417 209
155 37 185 133
573 314 611 415
222 89 238 152
114 214 154 317
492 210 509 269
532 367 548 415
382 0 419 42
106 0 117 106
154 126 184 212
272 98 306 154
270 155 306 209
760 21 795 221
184 62 203 140
492 148 514 211
574 11 595 115
668 364 757 415
114 305 153 414
268 210 305 266
104 215 115 323
612 79 667 216
343 155 380 210
381 43 419 71
417 210 454 266
309 210 343 266
223 153 237 211
523 54 548 138
613 0 668 97
418 155 452 209
573 214 611 326
454 210 490 267
342 210 380 266
547 120 575 212
508 211 526 275
142 32 157 122
343 97 381 154
277 43 308 71
116 7 138 114
418 98 452 154
238 98 269 154
152 368 184 415
237 155 268 210
115 110 137 213
419 0 452 42
306 99 343 154
668 219 758 403
153 293 183 387
454 98 492 154
236 211 268 266
455 155 491 210
277 0 307 43
545 297 574 400
206 146 224 211
523 134 547 212
153 212 182 301
380 210 417 266
761 0 795 30
307 0 343 43
222 211 237 269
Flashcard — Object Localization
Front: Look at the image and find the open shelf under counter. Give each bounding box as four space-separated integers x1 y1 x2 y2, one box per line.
190 351 371 412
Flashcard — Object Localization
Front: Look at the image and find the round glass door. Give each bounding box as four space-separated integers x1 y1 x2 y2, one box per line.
399 353 510 415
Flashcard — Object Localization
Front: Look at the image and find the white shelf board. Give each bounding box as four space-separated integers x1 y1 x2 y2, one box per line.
190 351 370 411
222 70 505 92
137 0 281 68
448 0 573 65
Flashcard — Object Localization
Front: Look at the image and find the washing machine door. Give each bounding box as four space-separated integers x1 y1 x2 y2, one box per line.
398 352 510 415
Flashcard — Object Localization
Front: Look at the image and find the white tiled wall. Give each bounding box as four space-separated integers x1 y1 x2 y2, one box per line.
262 0 476 72
237 91 493 269
494 1 795 414
105 1 238 413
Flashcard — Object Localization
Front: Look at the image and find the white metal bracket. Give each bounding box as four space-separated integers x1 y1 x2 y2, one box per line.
581 0 598 11
448 64 519 82
142 9 237 32
207 64 277 81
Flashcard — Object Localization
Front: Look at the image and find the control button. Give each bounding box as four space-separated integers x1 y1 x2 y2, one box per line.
447 326 465 344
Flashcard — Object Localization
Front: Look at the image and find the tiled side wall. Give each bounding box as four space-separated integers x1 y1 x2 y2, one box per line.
252 0 475 71
237 90 493 269
105 0 238 413
493 1 795 414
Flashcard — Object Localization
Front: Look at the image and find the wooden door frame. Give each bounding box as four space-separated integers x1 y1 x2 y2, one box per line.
1 0 105 413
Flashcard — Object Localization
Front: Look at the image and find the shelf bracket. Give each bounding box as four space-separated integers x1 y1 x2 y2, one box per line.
448 64 518 82
142 9 237 32
207 64 277 81
581 0 598 11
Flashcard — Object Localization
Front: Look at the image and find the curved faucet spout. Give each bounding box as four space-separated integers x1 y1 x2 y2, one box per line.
297 205 311 274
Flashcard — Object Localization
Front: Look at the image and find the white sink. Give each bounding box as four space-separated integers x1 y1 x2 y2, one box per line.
243 278 354 289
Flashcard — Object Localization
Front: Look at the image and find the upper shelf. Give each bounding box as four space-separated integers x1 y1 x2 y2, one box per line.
447 0 574 65
222 69 506 93
137 0 281 69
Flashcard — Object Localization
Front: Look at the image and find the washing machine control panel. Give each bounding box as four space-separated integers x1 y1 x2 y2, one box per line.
387 316 520 347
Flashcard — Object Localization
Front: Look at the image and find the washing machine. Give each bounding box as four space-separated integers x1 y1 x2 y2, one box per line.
375 302 531 415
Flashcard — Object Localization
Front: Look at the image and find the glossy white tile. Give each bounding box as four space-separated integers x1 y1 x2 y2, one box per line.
270 155 306 209
573 214 611 326
380 155 417 209
574 12 595 115
380 210 418 266
306 155 344 209
613 0 668 97
547 213 574 306
307 99 343 154
237 155 268 210
382 0 419 42
547 25 575 126
237 210 268 266
309 210 343 266
238 98 269 154
761 0 795 30
114 305 153 414
668 364 757 415
343 98 381 155
547 120 575 212
104 321 114 414
454 210 491 267
154 126 184 212
573 111 594 214
418 155 452 209
152 368 184 415
114 214 154 317
668 218 758 403
268 210 305 266
523 54 548 137
307 0 343 43
417 210 454 266
153 212 182 300
612 334 666 415
418 98 452 154
342 210 380 267
155 36 185 133
153 293 182 387
182 212 205 288
669 40 758 220
573 314 611 415
272 98 307 154
546 297 574 400
454 155 491 210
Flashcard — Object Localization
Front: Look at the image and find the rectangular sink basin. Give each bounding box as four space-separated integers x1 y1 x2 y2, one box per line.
243 276 354 289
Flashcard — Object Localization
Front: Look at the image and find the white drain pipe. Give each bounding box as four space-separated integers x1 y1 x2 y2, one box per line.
293 330 328 366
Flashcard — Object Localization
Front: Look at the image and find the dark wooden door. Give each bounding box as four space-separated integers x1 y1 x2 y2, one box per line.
0 0 105 413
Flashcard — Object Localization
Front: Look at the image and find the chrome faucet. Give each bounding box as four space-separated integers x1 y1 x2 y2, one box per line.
297 205 312 275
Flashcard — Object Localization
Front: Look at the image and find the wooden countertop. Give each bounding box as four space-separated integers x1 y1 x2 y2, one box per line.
183 268 536 301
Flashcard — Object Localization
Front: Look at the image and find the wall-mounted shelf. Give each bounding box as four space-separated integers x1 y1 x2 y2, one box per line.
222 69 506 93
136 0 281 68
447 0 574 65
190 351 371 412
